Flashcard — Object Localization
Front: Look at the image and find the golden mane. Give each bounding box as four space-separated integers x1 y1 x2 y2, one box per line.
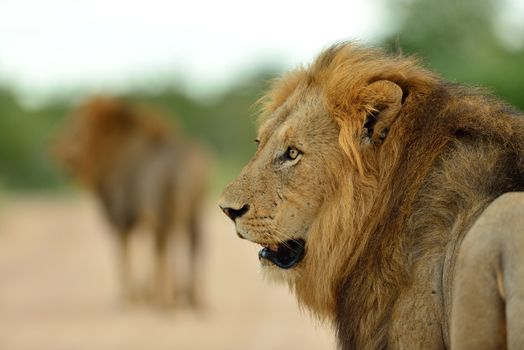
54 96 174 186
261 43 439 175
256 44 442 320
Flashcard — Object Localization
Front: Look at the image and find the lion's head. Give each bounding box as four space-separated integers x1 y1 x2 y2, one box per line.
219 43 439 318
53 96 171 186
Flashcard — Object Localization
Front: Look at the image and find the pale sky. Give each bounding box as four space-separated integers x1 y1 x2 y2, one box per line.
0 0 387 103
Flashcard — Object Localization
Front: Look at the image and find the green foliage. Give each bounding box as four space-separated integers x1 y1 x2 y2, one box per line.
0 88 68 189
382 0 524 109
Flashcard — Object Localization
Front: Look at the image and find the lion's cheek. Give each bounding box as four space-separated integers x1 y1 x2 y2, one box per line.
276 206 316 240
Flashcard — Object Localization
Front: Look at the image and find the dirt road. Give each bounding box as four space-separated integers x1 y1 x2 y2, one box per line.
0 195 334 350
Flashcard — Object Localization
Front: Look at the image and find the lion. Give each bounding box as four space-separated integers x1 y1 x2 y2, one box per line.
54 97 208 307
219 43 524 349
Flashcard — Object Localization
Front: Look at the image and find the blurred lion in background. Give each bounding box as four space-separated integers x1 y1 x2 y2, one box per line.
54 97 208 307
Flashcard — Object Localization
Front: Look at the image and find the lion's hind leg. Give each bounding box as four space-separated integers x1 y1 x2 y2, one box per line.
117 232 135 302
152 226 176 307
451 192 524 350
499 198 524 349
187 201 203 309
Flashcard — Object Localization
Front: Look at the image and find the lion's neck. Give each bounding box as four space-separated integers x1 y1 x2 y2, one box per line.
396 139 516 347
333 137 519 349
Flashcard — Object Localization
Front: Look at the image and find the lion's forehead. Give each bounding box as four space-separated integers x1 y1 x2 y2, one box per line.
259 118 308 151
258 107 290 140
259 94 326 145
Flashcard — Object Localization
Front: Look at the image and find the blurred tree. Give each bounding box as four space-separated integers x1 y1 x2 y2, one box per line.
382 0 524 109
0 87 68 189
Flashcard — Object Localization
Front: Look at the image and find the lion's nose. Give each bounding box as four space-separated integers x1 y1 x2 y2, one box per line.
220 203 250 222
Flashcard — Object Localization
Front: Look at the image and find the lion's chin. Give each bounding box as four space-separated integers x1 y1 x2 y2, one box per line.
258 239 305 269
259 260 299 285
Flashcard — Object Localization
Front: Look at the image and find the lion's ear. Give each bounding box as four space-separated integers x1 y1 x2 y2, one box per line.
361 80 403 145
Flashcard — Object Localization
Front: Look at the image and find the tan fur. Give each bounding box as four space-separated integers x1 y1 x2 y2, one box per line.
54 96 208 307
220 43 524 349
451 193 524 349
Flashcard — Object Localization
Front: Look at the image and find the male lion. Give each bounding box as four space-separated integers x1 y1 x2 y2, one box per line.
54 97 208 307
219 43 524 349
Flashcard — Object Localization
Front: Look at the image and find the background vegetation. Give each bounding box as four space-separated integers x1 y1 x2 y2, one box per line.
1 0 523 191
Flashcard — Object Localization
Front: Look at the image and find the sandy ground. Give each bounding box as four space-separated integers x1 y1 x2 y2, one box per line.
0 195 334 350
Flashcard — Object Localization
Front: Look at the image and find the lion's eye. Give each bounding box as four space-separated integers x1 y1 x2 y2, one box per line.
285 146 301 161
254 139 260 145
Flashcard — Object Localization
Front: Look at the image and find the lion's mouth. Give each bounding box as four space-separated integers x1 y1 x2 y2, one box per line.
258 239 305 269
